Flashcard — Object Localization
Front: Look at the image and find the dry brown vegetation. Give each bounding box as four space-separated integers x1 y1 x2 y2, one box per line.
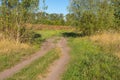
0 38 38 72
90 32 120 57
0 39 30 54
26 24 74 30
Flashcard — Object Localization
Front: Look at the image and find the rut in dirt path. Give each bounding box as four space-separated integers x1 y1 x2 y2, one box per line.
42 37 70 80
0 38 56 80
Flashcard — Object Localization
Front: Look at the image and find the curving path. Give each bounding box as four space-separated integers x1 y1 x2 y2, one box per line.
0 37 70 80
0 38 56 80
42 37 70 80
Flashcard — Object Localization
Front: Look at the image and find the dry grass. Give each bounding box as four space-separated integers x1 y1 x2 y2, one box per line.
0 39 38 72
26 24 74 30
90 32 120 57
90 32 120 45
0 39 30 54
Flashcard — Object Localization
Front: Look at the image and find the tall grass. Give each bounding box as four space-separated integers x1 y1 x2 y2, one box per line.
0 39 30 54
62 38 120 80
90 32 120 57
0 39 38 72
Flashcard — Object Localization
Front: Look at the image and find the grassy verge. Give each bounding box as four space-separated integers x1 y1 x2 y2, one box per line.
0 39 38 72
7 48 60 80
62 37 120 80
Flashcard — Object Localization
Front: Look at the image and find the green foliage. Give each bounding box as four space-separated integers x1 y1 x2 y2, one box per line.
62 38 120 80
34 12 65 26
65 13 78 26
112 0 120 30
68 0 119 35
20 29 42 45
0 0 41 42
80 11 97 35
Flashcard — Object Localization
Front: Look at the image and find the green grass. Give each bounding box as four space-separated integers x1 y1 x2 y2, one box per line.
7 48 60 80
62 37 120 80
0 45 38 72
36 30 65 39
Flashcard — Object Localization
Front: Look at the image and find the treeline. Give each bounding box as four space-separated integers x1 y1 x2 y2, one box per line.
33 12 65 26
67 0 120 35
0 0 120 41
29 0 120 35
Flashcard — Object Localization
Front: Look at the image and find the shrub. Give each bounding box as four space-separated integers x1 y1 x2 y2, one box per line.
20 30 42 45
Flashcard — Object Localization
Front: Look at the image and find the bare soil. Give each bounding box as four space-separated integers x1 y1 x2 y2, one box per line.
41 37 70 80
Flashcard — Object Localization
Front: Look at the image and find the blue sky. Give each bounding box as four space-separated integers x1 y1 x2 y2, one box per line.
39 0 69 15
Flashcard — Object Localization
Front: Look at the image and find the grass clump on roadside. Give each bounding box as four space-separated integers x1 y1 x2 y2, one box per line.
0 39 38 72
62 38 120 80
7 48 60 80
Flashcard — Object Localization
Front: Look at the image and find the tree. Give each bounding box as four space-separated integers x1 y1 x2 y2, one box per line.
65 13 79 26
0 0 40 42
68 0 115 35
97 0 115 30
112 0 120 30
80 11 97 35
35 13 65 25
48 13 65 25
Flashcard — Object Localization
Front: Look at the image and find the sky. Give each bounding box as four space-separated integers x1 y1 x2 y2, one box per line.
39 0 69 15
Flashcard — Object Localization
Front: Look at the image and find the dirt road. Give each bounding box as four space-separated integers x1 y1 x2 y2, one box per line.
0 38 55 80
0 37 70 80
42 37 70 80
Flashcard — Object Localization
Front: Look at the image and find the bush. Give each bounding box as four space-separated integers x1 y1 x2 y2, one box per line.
20 29 42 45
80 11 97 35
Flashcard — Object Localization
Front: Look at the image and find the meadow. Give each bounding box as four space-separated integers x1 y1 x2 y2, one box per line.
62 36 120 80
36 30 65 39
0 0 120 80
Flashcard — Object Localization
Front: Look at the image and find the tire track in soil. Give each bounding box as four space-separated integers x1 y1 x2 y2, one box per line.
0 38 56 80
42 37 70 80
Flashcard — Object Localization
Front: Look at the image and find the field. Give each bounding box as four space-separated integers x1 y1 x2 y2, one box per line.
0 0 120 80
36 30 65 39
0 30 120 80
